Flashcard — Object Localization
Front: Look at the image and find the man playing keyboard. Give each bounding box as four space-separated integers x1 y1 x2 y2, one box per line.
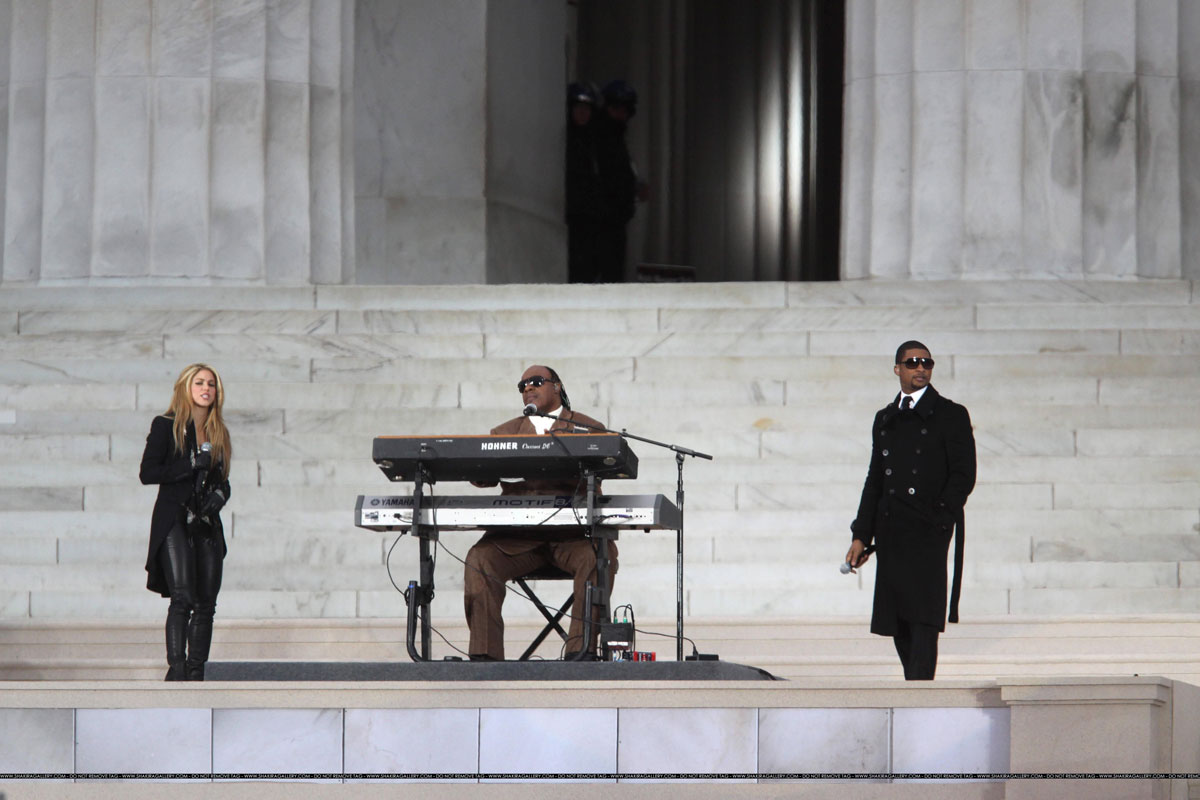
463 365 616 661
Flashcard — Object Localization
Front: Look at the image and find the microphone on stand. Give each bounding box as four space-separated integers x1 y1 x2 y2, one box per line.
523 403 538 416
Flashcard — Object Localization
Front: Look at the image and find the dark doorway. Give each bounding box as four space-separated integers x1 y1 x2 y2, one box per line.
573 0 844 282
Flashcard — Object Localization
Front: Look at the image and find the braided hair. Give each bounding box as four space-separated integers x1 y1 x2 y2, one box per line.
544 366 571 410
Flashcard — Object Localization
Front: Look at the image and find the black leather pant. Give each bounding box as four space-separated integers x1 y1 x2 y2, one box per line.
159 519 223 678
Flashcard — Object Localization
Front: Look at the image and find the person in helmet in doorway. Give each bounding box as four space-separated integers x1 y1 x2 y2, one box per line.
569 79 642 284
566 82 605 284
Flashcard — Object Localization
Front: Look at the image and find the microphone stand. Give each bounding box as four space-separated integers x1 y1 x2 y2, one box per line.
533 410 713 661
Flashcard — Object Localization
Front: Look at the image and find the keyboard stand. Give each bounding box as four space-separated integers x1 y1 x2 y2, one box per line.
403 467 613 663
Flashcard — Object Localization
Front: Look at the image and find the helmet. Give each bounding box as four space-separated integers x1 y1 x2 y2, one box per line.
567 82 600 107
601 79 637 117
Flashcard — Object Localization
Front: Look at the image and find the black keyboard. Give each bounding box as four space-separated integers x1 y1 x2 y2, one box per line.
371 433 638 483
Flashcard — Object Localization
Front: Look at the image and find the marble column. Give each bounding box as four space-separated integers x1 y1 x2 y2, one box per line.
841 0 1199 280
0 0 354 285
354 0 567 284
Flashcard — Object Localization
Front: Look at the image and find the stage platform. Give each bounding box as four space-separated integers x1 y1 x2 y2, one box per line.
205 658 778 681
2 676 1198 798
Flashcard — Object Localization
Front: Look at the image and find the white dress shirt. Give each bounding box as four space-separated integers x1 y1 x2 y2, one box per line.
899 385 929 409
529 406 563 435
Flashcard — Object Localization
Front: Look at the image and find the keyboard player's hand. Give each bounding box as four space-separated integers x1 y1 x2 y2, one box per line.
471 480 499 488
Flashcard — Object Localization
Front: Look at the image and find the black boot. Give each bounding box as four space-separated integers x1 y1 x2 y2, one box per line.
165 602 189 682
186 601 214 682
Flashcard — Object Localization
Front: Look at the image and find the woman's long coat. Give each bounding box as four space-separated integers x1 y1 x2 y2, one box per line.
139 415 229 596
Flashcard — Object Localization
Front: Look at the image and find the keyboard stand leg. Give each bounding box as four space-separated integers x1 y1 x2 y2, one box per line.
569 471 611 661
405 466 435 662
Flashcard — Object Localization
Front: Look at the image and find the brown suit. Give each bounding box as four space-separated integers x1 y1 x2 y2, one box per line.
463 409 618 659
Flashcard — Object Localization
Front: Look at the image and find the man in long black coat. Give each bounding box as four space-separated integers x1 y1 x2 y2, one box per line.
846 341 976 680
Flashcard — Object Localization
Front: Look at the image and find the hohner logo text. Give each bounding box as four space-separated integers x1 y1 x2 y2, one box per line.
481 442 517 450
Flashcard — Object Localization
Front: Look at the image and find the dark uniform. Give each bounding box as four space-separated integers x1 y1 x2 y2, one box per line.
851 385 976 678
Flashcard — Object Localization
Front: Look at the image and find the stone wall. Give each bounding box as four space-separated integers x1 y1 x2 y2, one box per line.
841 0 1200 280
353 0 567 284
0 0 355 285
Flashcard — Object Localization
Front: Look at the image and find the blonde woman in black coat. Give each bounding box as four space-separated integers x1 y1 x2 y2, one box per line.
139 363 232 681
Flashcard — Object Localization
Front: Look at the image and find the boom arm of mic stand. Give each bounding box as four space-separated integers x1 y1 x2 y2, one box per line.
533 412 715 461
537 412 712 661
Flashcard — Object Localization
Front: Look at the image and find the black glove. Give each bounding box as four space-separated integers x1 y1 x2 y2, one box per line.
193 449 213 471
198 491 226 518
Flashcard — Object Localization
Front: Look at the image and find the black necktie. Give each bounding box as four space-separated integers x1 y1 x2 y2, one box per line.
901 396 913 411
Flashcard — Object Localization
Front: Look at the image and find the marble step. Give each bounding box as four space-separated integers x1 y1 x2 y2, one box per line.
7 614 1199 646
1033 534 1200 562
20 300 1188 339
44 477 1192 516
2 511 1195 569
682 508 1200 538
9 433 1197 473
4 280 1190 316
7 402 1200 437
8 521 1186 576
4 279 1190 315
0 357 313 383
780 279 1195 306
316 279 1195 310
326 280 1190 311
7 375 1200 414
17 309 340 335
2 505 1195 550
0 286 318 310
621 561 1189 593
317 281 790 310
12 553 1170 614
475 329 1141 359
14 326 1134 364
5 652 1198 685
623 354 1200 382
4 614 1200 683
6 525 1197 578
50 534 390 568
4 582 894 619
1 408 285 435
1 353 1195 391
10 622 1200 663
0 560 887 594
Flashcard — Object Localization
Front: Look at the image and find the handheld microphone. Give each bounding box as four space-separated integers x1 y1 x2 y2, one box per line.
195 441 212 496
523 403 538 416
841 544 875 573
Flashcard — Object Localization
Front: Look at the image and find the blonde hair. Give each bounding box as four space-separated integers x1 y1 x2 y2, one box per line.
165 363 232 479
